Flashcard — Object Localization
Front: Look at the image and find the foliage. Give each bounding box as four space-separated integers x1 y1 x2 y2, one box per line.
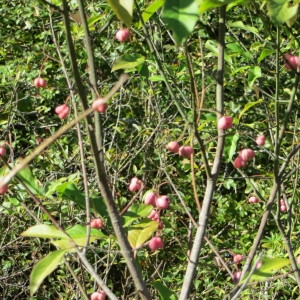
1 0 300 299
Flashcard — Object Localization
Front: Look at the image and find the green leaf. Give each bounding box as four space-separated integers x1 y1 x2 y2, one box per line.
238 99 263 121
228 21 259 36
257 49 275 63
30 249 67 296
17 166 44 195
127 219 158 249
106 0 133 27
161 0 199 45
267 0 299 25
139 0 165 28
224 133 240 162
52 225 107 249
112 54 145 71
243 258 290 283
21 224 68 239
150 281 177 300
205 40 232 64
198 0 245 13
123 204 153 227
247 66 262 87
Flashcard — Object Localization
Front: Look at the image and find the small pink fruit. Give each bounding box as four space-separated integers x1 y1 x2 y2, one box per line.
90 218 104 229
116 28 131 42
0 146 6 157
218 116 233 129
158 221 164 230
297 255 300 264
148 210 160 222
148 236 164 251
178 146 194 159
144 191 157 206
239 148 255 161
90 291 106 300
128 177 143 192
0 184 8 195
233 271 242 282
256 261 262 269
55 104 70 119
280 205 287 212
156 195 170 210
167 141 180 153
92 98 108 113
248 196 259 204
33 77 47 88
283 53 299 71
256 135 266 146
233 156 246 168
233 254 243 265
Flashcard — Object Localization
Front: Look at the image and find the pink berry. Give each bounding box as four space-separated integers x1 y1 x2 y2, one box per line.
233 271 242 282
0 146 6 157
116 28 131 42
128 177 143 192
148 210 160 222
280 205 287 212
144 191 157 206
256 135 266 146
283 53 299 71
239 148 255 161
218 116 233 129
248 196 259 204
90 218 104 229
90 291 106 300
178 146 194 159
256 261 262 269
33 77 47 88
233 156 246 168
156 195 170 210
55 104 70 119
0 184 8 195
297 255 300 264
148 236 164 251
158 221 164 230
167 141 180 153
233 254 243 265
92 98 108 113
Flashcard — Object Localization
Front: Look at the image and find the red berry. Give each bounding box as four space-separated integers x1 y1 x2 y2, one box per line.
218 116 233 129
0 146 6 157
144 191 157 206
239 148 255 161
233 254 243 265
178 146 194 159
92 98 108 113
148 236 164 251
33 77 47 88
280 205 287 212
55 104 70 119
283 53 299 71
156 195 170 210
90 218 104 229
233 156 246 168
115 28 131 42
256 261 262 269
248 196 259 204
167 141 180 153
0 184 8 195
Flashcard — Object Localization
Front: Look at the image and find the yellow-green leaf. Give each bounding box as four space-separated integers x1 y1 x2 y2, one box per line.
21 224 68 239
30 249 67 296
106 0 133 27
